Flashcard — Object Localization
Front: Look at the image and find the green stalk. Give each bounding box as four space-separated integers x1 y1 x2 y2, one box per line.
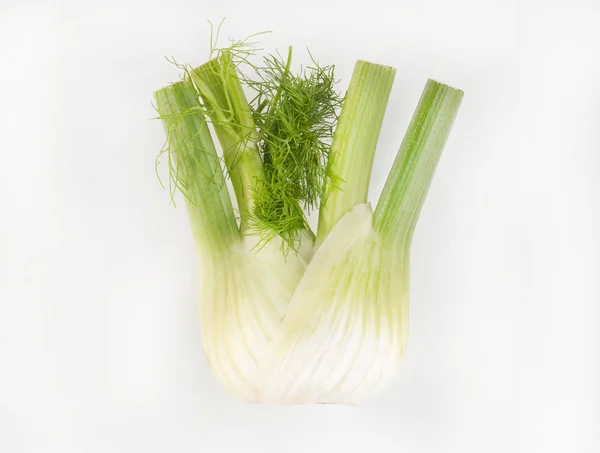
373 79 463 246
154 81 239 254
316 61 396 246
190 52 263 229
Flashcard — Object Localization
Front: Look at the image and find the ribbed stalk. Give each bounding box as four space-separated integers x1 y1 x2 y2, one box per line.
316 61 396 246
373 79 463 245
154 81 239 254
190 52 263 229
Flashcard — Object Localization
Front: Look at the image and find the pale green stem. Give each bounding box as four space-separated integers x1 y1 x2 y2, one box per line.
316 61 396 246
373 79 463 246
190 52 263 230
155 81 239 254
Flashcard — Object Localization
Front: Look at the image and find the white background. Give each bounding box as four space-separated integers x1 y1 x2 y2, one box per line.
1 0 598 452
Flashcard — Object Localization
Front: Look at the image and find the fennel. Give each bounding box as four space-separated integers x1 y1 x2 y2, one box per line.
154 33 463 404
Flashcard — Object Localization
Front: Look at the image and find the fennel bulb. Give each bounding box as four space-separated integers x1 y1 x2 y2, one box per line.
154 37 462 404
